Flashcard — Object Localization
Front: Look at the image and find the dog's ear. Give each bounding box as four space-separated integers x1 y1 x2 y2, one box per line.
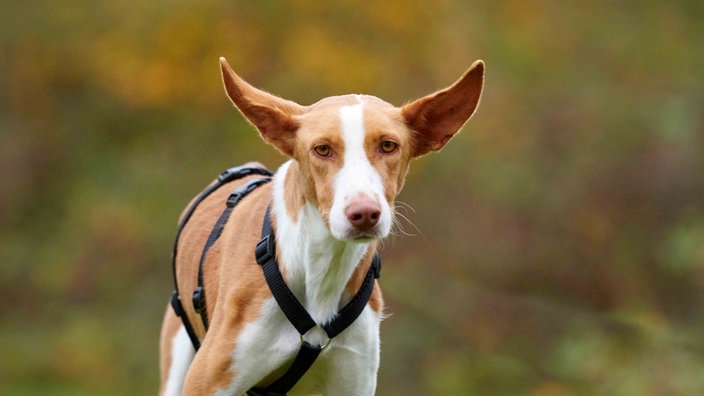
402 60 484 157
220 57 306 157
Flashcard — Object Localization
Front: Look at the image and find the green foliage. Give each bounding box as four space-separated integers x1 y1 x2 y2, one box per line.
1 0 703 394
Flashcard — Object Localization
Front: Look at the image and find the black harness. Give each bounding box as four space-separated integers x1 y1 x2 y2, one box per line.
170 165 381 395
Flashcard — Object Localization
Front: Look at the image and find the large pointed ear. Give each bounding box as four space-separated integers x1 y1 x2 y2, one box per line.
402 60 485 157
220 57 306 156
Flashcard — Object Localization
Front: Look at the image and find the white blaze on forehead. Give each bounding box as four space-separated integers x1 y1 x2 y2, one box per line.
338 101 381 196
329 98 392 239
339 102 368 169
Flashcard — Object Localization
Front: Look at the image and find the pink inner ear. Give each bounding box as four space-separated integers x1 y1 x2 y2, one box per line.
249 106 299 157
403 61 484 157
220 57 306 157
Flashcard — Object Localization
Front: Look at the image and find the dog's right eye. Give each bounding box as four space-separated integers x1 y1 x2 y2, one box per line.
313 145 332 158
379 140 398 154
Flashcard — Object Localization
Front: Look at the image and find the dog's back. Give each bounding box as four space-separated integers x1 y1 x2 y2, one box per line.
160 168 273 394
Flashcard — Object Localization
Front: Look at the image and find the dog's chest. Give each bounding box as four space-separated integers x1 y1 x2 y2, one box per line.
217 297 381 394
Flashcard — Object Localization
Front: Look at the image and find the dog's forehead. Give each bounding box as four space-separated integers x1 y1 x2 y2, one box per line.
310 94 395 110
299 94 402 134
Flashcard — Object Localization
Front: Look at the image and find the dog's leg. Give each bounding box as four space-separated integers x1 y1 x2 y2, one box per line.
159 306 195 396
323 308 381 396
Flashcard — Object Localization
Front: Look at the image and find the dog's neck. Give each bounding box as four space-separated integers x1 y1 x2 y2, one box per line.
271 160 375 326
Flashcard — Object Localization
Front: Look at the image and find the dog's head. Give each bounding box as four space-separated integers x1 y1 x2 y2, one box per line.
220 57 484 241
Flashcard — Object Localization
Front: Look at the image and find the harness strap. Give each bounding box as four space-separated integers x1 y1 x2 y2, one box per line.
171 290 201 350
172 166 274 290
193 177 273 330
252 206 381 395
323 252 381 338
171 165 273 351
255 222 316 335
248 341 322 396
170 166 382 395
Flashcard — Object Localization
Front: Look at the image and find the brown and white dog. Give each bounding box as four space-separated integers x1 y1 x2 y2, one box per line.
159 57 484 395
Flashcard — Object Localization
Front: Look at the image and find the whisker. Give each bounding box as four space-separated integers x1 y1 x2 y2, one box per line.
393 201 417 213
390 201 423 238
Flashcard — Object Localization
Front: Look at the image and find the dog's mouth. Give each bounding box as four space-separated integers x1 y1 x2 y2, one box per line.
350 233 378 242
335 225 388 242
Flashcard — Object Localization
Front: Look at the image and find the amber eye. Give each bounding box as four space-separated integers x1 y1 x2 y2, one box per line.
379 141 398 154
313 144 332 158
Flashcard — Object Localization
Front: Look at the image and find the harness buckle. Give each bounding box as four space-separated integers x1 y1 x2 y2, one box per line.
255 234 275 265
219 166 247 182
192 286 206 314
227 178 272 208
226 192 243 207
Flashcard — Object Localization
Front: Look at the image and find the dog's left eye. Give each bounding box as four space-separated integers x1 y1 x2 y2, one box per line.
314 144 333 158
379 141 398 154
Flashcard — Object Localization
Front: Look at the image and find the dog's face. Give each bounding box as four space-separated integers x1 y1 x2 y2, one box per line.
291 95 411 240
220 58 484 241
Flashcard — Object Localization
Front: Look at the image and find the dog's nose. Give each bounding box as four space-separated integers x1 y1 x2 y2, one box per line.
346 199 381 230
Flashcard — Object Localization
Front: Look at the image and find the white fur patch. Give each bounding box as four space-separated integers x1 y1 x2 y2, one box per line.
217 298 301 395
219 299 382 395
163 325 195 396
329 100 392 240
272 160 371 326
272 160 306 286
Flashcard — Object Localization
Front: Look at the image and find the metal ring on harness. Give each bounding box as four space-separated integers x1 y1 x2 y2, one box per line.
299 332 332 350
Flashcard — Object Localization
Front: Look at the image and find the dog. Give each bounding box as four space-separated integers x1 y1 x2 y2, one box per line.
159 56 484 395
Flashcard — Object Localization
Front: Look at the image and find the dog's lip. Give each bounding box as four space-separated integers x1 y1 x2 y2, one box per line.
331 229 379 242
352 234 376 242
346 228 384 242
330 218 388 241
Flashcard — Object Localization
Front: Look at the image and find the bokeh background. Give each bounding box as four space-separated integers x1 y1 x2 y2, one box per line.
2 1 703 394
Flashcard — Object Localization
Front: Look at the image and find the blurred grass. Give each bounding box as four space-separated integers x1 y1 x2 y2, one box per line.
1 0 703 394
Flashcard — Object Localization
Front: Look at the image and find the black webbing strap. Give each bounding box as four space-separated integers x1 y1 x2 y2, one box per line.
322 252 381 338
255 212 316 335
248 341 322 396
192 177 272 331
171 290 201 350
252 205 381 395
170 165 272 351
172 166 273 290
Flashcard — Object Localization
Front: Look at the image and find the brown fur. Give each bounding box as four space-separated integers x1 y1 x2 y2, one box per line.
164 175 276 393
160 57 484 394
162 173 386 394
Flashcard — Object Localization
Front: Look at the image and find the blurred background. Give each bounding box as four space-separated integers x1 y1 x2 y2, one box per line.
1 0 703 394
